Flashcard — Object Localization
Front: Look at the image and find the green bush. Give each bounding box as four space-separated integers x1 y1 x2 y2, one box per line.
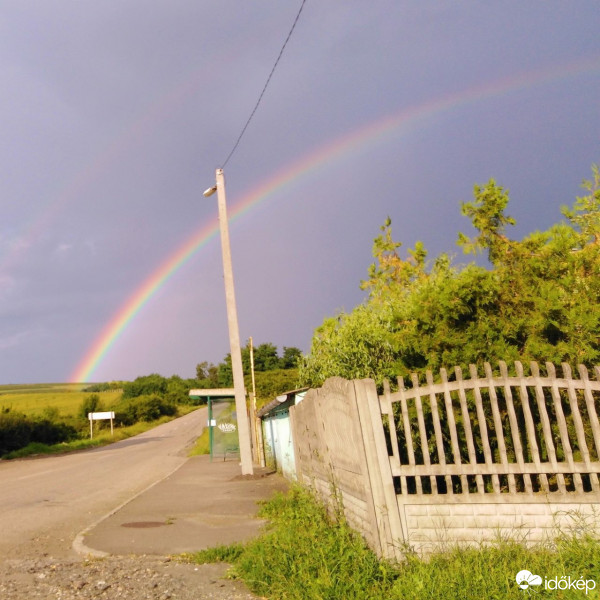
133 395 161 422
115 394 176 426
30 418 77 446
0 410 32 455
79 393 104 420
122 374 168 399
82 382 123 392
246 368 300 409
165 375 194 404
122 373 197 405
0 409 77 456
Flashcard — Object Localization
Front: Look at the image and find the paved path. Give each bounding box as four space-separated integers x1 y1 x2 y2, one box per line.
80 455 287 556
0 408 206 559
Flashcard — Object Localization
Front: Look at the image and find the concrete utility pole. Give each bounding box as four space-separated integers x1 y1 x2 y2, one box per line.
213 168 253 475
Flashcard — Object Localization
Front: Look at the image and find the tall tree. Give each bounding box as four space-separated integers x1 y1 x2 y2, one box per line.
196 361 219 386
280 346 302 369
300 166 600 386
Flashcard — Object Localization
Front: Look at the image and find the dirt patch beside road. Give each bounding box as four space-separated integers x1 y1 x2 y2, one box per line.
0 555 259 600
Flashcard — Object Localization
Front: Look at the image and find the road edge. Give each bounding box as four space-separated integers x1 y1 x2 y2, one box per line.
72 456 191 558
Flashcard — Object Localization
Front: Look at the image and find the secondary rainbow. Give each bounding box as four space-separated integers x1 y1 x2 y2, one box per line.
70 56 600 382
0 45 246 275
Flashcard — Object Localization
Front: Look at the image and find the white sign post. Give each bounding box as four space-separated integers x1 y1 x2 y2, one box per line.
88 411 115 439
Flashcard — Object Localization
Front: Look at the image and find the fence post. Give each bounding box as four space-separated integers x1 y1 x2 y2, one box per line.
354 379 405 560
288 404 302 480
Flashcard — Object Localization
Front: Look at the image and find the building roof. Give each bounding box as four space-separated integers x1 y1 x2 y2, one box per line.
257 387 308 419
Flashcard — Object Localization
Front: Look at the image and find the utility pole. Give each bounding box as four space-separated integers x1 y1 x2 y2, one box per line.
213 168 253 475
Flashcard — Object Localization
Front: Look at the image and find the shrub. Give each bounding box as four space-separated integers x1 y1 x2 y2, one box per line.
82 382 122 392
30 418 77 446
0 410 77 456
0 411 32 455
79 393 104 420
115 394 176 426
122 374 168 399
134 395 164 422
165 375 196 404
246 368 300 409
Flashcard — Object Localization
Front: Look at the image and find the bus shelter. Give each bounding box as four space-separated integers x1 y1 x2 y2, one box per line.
188 388 240 461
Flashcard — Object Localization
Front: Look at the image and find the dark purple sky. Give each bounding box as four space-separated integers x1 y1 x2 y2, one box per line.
1 1 599 383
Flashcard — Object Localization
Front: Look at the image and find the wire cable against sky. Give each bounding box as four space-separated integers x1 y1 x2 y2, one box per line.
220 0 307 169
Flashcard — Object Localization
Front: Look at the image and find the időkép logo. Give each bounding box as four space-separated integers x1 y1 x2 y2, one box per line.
516 569 596 595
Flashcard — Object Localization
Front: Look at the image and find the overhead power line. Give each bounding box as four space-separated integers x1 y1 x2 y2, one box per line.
220 0 307 169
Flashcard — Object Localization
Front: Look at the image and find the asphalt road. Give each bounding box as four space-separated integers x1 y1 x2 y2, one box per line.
0 407 206 559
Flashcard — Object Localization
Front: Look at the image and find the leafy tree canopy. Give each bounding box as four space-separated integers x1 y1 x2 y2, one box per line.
300 166 600 386
208 341 302 388
122 373 197 403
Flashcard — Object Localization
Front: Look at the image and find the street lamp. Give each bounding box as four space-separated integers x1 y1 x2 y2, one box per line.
204 168 253 475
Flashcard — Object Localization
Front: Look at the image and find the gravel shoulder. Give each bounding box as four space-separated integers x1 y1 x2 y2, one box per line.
0 555 260 600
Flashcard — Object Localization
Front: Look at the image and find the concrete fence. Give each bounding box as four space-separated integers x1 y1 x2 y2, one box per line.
289 362 600 559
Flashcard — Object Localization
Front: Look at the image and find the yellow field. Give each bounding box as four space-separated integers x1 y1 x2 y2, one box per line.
0 383 122 418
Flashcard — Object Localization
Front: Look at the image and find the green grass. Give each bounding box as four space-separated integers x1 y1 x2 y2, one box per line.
182 486 600 600
188 426 210 456
0 382 122 418
0 382 86 392
183 486 396 599
182 543 245 564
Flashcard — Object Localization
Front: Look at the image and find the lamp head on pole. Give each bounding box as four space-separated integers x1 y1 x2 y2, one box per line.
203 185 217 198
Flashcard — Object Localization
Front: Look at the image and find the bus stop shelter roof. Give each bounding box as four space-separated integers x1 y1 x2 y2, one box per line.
188 388 236 399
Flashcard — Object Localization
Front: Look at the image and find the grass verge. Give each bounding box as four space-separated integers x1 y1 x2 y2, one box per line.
2 406 199 460
188 426 210 456
182 486 600 600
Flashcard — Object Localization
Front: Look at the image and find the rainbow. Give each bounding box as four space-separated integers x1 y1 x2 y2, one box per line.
70 55 600 382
